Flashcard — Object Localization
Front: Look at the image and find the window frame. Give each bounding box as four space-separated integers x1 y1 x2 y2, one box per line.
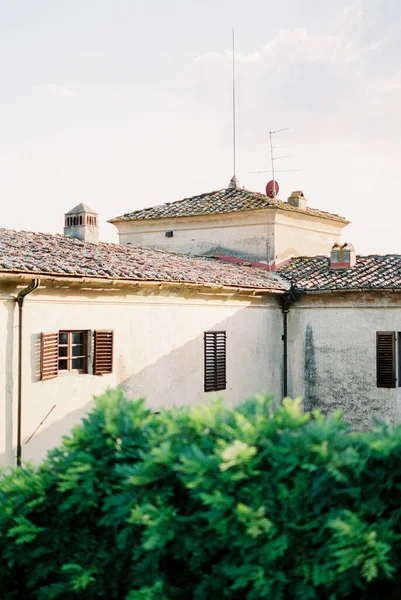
58 330 89 374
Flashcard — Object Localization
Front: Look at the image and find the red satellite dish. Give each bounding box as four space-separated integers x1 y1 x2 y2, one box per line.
266 180 279 198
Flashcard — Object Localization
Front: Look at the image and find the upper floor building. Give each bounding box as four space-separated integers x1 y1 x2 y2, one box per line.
109 177 349 268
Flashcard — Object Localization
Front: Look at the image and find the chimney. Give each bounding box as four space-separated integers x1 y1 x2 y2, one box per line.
287 190 307 210
64 203 99 244
330 242 356 269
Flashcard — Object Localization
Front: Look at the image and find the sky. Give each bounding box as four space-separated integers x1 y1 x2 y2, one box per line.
1 0 401 253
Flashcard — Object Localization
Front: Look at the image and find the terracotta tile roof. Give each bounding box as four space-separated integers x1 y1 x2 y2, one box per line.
0 228 287 292
109 187 349 224
277 255 401 292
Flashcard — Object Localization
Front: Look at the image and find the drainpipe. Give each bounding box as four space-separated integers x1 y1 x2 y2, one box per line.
16 279 40 467
281 286 296 399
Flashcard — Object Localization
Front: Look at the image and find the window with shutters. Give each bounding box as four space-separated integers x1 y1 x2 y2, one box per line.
58 331 89 373
40 329 114 380
377 331 396 388
204 331 226 392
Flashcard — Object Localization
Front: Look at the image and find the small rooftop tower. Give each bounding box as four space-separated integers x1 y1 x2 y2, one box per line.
64 203 99 244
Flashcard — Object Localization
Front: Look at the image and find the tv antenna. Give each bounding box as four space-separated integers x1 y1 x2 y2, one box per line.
249 128 302 197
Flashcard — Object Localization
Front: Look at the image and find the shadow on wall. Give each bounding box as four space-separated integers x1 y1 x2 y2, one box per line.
1 307 280 466
4 401 95 466
118 310 277 412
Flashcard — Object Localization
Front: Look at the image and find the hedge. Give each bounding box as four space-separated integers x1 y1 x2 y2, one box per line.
1 390 401 599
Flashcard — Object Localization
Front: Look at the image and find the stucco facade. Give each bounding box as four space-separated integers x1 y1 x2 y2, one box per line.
0 280 282 467
287 292 401 430
114 208 346 265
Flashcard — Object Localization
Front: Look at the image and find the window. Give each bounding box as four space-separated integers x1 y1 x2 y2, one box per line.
40 329 114 380
204 331 226 392
377 331 396 388
58 331 88 373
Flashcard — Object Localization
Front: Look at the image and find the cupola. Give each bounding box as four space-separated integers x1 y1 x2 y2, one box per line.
64 203 99 244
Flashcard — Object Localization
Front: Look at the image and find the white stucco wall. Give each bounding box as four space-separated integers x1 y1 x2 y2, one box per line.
0 282 283 467
288 292 401 429
112 208 346 264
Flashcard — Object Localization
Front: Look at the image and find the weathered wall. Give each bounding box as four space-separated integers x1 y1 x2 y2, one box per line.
0 282 282 467
288 292 401 429
115 211 275 262
113 208 346 264
64 223 99 244
274 212 344 263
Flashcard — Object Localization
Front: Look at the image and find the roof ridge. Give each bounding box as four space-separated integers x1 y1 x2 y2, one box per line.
108 187 349 224
284 254 401 261
115 188 228 220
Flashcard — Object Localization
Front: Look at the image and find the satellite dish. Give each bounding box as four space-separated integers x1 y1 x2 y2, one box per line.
266 180 279 198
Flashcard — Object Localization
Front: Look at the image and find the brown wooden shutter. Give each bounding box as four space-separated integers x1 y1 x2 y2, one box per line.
41 333 59 381
377 332 396 388
204 331 226 392
94 330 114 375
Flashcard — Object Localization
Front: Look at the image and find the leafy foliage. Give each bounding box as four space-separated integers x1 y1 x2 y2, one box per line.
2 390 401 598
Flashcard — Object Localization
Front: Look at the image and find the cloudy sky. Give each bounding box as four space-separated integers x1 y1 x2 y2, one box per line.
1 0 400 252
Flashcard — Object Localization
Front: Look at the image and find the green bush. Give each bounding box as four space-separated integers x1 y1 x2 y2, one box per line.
1 390 401 599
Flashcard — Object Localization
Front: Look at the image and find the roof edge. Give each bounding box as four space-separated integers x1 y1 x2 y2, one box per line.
0 271 285 295
109 203 350 225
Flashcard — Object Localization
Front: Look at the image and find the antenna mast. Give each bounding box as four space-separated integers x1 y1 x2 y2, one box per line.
269 130 274 193
232 27 236 178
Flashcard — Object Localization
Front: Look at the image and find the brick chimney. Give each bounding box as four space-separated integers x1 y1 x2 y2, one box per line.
64 203 99 244
287 190 307 210
330 242 356 269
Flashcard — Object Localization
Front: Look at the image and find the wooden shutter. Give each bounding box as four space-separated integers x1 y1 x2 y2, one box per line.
94 330 114 375
377 332 396 388
204 331 226 392
41 333 58 381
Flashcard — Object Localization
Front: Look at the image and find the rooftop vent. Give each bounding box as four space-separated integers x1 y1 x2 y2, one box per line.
228 175 241 190
330 242 356 270
287 190 307 210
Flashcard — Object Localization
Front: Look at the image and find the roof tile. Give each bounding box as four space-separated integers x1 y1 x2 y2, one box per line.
278 255 401 291
0 228 286 292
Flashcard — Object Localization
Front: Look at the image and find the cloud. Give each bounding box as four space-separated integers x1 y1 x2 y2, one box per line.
192 51 223 64
186 2 401 144
33 84 75 97
193 50 261 65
